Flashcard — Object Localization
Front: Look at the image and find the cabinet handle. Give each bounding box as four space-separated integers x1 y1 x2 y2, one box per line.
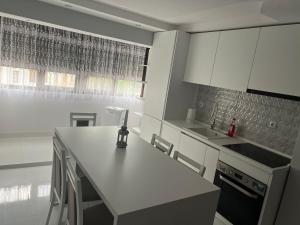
181 131 203 142
219 175 258 199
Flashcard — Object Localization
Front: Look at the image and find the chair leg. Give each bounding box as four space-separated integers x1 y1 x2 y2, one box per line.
45 200 54 225
50 152 56 203
55 202 65 225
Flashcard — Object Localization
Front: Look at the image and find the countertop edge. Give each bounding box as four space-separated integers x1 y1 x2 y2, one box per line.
163 120 291 175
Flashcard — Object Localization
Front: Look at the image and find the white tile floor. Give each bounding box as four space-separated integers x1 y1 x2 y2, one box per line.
0 136 53 168
0 136 224 225
0 164 224 225
0 165 62 225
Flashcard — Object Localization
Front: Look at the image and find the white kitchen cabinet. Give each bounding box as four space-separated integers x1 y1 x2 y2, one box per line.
140 114 161 143
143 31 177 120
140 31 197 143
178 131 220 183
248 24 300 97
161 123 181 151
178 132 207 165
203 146 220 182
184 32 220 85
211 28 259 91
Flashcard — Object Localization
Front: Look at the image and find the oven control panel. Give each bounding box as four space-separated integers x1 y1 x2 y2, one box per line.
217 161 267 196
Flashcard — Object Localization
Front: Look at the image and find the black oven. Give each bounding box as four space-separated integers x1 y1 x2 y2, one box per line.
214 161 267 225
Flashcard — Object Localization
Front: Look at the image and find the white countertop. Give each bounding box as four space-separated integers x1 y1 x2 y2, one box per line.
55 126 219 220
163 120 291 175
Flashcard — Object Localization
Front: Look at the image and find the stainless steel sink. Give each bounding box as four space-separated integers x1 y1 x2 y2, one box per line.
187 127 227 139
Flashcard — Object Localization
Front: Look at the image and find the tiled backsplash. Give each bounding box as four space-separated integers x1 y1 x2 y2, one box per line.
196 85 300 155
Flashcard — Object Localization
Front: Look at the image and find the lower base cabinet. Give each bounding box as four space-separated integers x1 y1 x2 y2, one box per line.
178 132 220 183
161 123 181 155
148 122 220 183
140 114 162 143
178 132 207 165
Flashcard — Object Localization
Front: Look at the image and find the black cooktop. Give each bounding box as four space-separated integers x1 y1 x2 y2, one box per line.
223 143 291 168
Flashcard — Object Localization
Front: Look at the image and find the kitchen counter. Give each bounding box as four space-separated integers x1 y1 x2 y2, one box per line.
163 120 291 176
163 120 291 225
55 126 220 225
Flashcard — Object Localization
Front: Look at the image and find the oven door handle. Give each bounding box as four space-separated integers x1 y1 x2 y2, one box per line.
219 175 258 199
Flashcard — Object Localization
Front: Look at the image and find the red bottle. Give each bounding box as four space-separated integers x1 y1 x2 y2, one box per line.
227 118 237 137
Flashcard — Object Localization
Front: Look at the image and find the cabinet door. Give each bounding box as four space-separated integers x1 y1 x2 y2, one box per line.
249 24 300 97
184 32 219 85
178 132 207 165
211 28 259 91
140 114 161 143
203 146 220 182
143 31 177 120
161 123 181 152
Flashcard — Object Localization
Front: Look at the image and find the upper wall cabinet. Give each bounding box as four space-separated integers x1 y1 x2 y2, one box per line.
248 24 300 97
211 28 260 91
183 32 219 85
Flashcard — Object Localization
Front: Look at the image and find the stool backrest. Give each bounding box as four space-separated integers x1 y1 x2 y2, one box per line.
52 137 67 204
66 159 84 225
151 134 174 156
70 112 97 127
173 151 206 177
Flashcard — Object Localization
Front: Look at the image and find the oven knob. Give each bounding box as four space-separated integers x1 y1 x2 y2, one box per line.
257 184 265 192
253 183 265 192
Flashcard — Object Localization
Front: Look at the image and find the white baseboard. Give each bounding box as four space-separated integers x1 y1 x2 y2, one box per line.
0 130 54 139
0 161 52 170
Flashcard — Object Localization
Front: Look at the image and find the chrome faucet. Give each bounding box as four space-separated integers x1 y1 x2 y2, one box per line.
210 102 219 130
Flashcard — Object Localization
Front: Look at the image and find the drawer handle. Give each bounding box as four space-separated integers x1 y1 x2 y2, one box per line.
219 175 258 199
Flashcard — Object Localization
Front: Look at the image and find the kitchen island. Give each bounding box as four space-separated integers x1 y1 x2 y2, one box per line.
55 126 220 225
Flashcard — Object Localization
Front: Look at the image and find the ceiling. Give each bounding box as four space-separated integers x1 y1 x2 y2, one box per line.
39 0 300 32
93 0 259 24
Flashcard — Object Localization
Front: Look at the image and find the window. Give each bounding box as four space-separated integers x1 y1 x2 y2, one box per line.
0 17 149 97
44 72 76 88
115 80 143 96
0 66 37 87
86 76 143 97
86 76 114 93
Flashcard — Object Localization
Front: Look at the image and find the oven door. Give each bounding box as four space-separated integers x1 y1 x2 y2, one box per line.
214 170 265 225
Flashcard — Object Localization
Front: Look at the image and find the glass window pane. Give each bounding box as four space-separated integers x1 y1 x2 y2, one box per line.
115 80 142 96
44 72 76 88
0 66 37 87
86 76 114 92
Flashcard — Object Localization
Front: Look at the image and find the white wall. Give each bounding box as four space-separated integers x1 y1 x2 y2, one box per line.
0 91 143 135
0 0 153 46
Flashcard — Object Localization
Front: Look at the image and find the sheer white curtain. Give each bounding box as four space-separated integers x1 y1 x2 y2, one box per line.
0 17 147 99
0 17 148 125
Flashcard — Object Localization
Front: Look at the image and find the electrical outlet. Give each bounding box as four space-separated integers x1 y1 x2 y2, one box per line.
268 121 277 129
